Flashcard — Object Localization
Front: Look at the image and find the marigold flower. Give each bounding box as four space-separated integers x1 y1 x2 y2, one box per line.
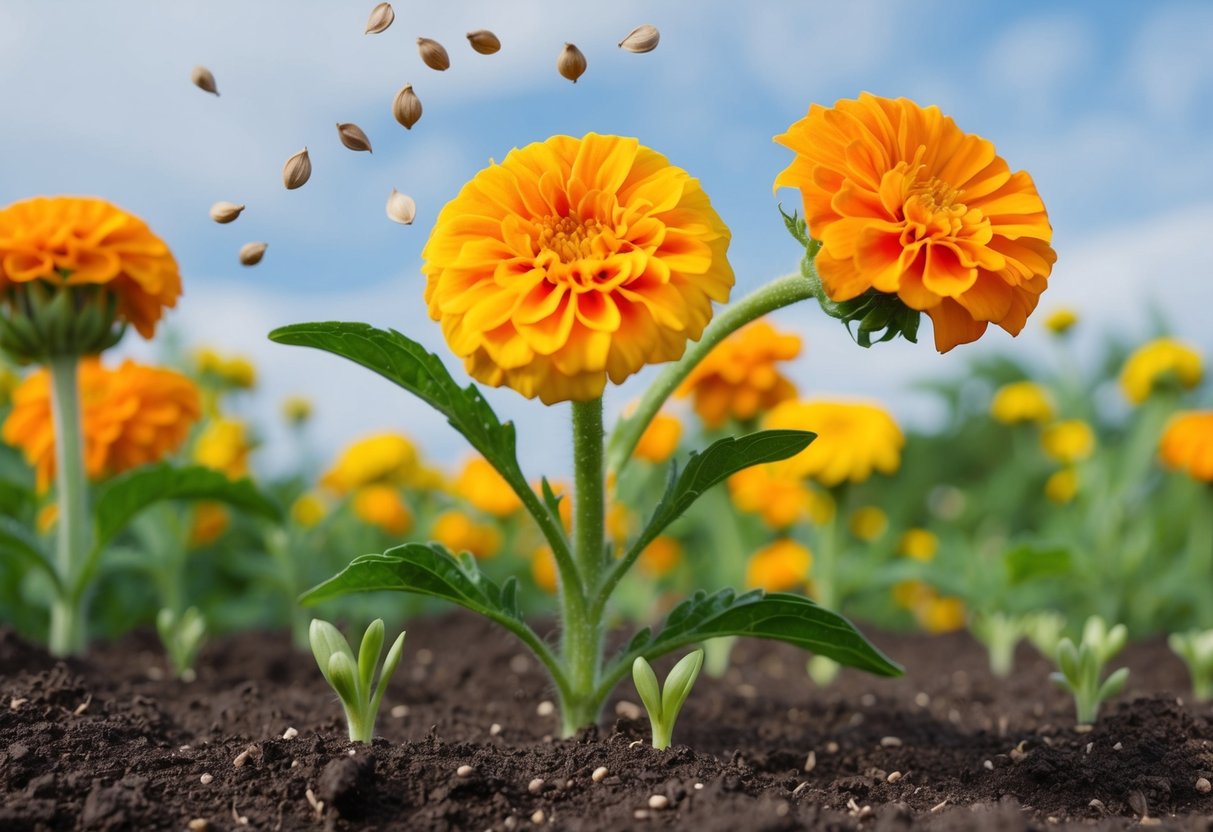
0 196 182 340
431 510 503 559
322 433 418 494
1120 338 1203 405
745 539 812 592
2 358 200 490
194 347 257 389
532 546 558 593
917 596 967 634
0 364 18 407
1041 420 1095 464
353 484 412 536
291 492 328 528
282 396 313 426
1045 467 1079 504
775 94 1056 352
898 528 939 562
728 465 813 529
677 320 801 428
1044 307 1078 335
849 506 888 542
1159 411 1213 483
454 457 521 517
764 398 904 487
892 579 934 611
194 418 252 480
633 409 682 464
638 536 682 578
422 133 734 404
990 381 1054 425
189 502 230 548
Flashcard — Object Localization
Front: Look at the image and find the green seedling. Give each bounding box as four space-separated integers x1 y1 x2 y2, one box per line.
1168 629 1213 701
1050 615 1129 725
156 606 206 680
1022 611 1066 660
632 649 704 750
970 612 1028 677
310 618 406 743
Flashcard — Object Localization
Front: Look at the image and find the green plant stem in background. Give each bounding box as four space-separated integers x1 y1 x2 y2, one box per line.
607 270 814 476
807 485 846 687
47 354 90 656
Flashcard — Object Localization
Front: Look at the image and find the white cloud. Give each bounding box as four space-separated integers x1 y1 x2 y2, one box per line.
1129 4 1213 119
982 14 1094 116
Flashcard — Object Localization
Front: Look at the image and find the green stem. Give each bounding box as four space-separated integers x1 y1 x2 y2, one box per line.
47 354 91 656
606 270 815 476
817 485 846 612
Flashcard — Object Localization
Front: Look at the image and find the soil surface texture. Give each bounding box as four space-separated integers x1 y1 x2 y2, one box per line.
3 613 1213 831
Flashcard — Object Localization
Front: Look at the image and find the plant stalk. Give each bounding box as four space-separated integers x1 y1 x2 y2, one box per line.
47 354 91 656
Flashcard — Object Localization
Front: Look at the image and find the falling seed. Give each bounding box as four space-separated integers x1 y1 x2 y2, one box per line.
557 43 587 83
456 764 474 777
618 24 660 53
466 29 501 54
417 37 450 71
191 66 219 95
364 2 394 34
239 242 267 266
591 766 608 782
392 84 422 129
282 147 311 189
536 700 555 717
209 201 245 224
528 778 545 794
336 122 373 153
648 795 669 810
199 773 214 785
386 189 416 225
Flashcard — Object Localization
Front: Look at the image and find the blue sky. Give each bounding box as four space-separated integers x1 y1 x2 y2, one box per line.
1 1 1210 475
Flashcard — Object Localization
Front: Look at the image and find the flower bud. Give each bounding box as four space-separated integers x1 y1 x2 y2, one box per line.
618 24 660 53
364 2 394 34
209 201 245 224
417 37 450 71
282 147 312 190
557 43 586 83
239 242 267 266
191 66 219 96
466 30 501 54
336 122 373 153
386 189 416 225
393 84 422 129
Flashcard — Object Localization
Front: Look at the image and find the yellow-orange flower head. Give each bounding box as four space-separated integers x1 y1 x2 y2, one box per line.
677 319 801 428
1120 338 1203 405
764 398 904 487
746 539 812 592
1159 411 1213 483
194 418 252 480
321 433 419 495
0 196 182 340
990 381 1054 425
2 358 200 490
422 133 734 404
455 456 522 517
775 94 1056 352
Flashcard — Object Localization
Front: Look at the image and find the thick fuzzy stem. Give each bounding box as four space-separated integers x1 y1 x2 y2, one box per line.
47 354 91 656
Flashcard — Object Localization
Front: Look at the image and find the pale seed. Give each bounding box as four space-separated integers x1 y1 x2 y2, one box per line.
648 795 669 810
457 764 473 777
191 66 219 96
557 43 586 83
209 201 245 224
536 700 555 717
591 766 608 782
528 778 544 794
386 189 416 225
239 242 267 266
199 773 214 785
336 123 372 153
1197 777 1212 793
466 30 501 54
393 84 422 129
187 820 209 832
417 37 450 71
618 24 659 53
531 809 545 824
282 727 298 740
364 2 393 34
880 736 903 748
282 147 311 190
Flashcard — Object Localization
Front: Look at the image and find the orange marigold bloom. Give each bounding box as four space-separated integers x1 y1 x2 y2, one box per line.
633 409 682 464
1045 467 1079 503
0 196 182 339
746 539 812 592
677 320 800 428
898 528 939 562
431 510 503 559
422 133 734 404
2 358 200 490
638 536 683 578
455 457 521 517
1159 411 1213 483
917 596 967 634
321 433 419 495
775 94 1056 352
532 546 558 593
353 484 413 536
1120 338 1203 405
848 505 888 541
189 502 230 548
763 398 904 487
728 465 813 529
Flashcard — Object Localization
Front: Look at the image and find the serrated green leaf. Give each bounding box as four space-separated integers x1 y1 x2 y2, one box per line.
0 516 61 595
778 204 810 248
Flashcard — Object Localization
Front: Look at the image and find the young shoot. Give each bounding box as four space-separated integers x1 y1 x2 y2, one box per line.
310 618 405 743
156 606 206 680
970 612 1028 678
1022 611 1066 661
1168 629 1213 702
632 649 704 750
1050 616 1129 725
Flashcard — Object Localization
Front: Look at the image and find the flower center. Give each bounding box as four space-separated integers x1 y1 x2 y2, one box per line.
911 176 965 216
537 215 604 264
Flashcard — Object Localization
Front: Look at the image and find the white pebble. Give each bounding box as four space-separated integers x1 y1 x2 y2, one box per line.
528 778 545 794
457 765 474 777
887 771 902 783
199 773 214 785
880 736 902 748
530 809 545 824
591 766 608 782
490 723 503 736
282 727 298 740
693 782 704 790
1197 777 1212 793
390 704 409 718
536 700 555 717
648 794 669 810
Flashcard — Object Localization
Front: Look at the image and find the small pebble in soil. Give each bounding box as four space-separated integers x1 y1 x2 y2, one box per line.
693 783 703 790
887 771 903 783
648 795 669 810
737 683 757 698
983 760 994 770
233 749 251 767
9 697 27 710
199 773 214 785
914 692 931 707
1074 724 1093 734
616 700 642 720
457 765 474 777
1113 742 1123 750
390 704 409 718
824 741 839 754
282 727 298 740
490 723 503 736
529 778 544 794
860 693 876 707
633 809 650 820
415 648 434 665
1197 777 1212 793
531 809 545 824
880 736 902 748
591 766 608 782
536 700 555 717
187 820 209 831
510 654 531 674
1140 818 1162 827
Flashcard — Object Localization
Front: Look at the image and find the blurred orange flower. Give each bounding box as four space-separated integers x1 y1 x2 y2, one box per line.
2 358 200 490
1044 467 1079 503
322 433 419 494
291 492 328 528
677 320 801 428
1120 338 1203 405
189 502 230 548
1159 411 1213 483
455 457 521 517
764 399 903 487
897 528 939 562
728 465 813 529
0 196 181 339
353 485 412 536
633 410 682 464
848 506 888 541
638 536 682 578
422 133 734 404
532 546 558 593
775 94 1056 352
745 539 812 592
431 510 503 559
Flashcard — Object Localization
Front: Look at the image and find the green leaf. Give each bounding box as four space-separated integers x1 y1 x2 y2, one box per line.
310 619 356 689
1003 544 1073 584
631 656 662 720
778 204 810 248
357 619 386 697
1098 666 1129 701
372 630 407 714
0 478 33 517
1056 638 1080 682
327 651 360 707
0 516 61 595
661 648 704 725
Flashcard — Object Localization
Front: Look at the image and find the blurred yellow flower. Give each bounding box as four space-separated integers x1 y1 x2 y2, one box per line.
194 418 252 480
990 381 1054 425
764 399 904 487
422 132 734 404
322 433 418 494
532 546 558 593
1120 338 1203 404
633 410 682 464
676 320 801 428
892 579 934 610
745 539 812 592
638 536 682 578
455 457 521 517
353 484 412 536
1041 420 1095 464
1159 411 1213 483
431 510 503 559
3 358 200 491
282 396 313 426
36 503 57 533
898 528 939 562
728 465 812 529
194 347 256 389
774 94 1056 352
1044 308 1078 335
0 196 181 339
1045 467 1079 504
917 596 967 633
849 506 888 541
291 492 327 528
189 502 229 548
0 364 18 407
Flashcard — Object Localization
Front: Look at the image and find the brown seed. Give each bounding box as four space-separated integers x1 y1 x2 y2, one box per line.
209 201 245 224
191 66 219 96
466 30 501 55
239 242 267 266
417 38 450 71
282 147 311 189
618 24 660 53
392 84 422 129
364 2 394 34
336 123 373 153
557 43 586 83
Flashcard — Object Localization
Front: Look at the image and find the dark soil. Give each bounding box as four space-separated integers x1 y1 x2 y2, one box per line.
3 614 1213 831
